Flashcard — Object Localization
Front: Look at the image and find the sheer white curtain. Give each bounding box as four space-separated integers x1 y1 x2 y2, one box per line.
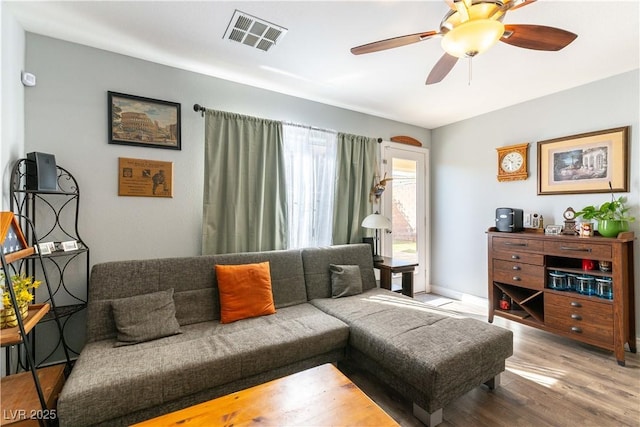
282 124 337 249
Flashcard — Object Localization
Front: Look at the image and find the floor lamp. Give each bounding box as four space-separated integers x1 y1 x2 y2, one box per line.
361 213 391 262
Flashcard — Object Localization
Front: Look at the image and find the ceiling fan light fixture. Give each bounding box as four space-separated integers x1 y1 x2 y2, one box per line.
441 19 505 58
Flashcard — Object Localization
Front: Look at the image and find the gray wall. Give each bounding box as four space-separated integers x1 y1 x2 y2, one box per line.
23 33 431 268
431 70 640 332
1 4 25 210
1 3 26 377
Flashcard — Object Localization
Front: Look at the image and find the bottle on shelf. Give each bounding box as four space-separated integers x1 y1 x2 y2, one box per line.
499 293 511 311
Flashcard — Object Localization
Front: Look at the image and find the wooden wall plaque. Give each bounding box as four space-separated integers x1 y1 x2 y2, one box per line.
118 157 173 198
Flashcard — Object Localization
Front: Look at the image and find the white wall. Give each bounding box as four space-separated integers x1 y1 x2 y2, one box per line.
0 3 25 377
431 70 640 331
1 4 25 209
23 33 431 267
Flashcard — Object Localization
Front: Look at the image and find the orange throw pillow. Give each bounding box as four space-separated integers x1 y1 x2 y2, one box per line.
215 262 276 324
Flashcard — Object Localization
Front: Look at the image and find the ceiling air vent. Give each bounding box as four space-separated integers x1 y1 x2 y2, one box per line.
223 10 287 52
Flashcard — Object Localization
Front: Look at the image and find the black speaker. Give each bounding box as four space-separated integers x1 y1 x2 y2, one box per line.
26 152 58 191
495 208 523 232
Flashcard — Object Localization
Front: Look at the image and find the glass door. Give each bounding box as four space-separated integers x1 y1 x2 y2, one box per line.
381 143 429 293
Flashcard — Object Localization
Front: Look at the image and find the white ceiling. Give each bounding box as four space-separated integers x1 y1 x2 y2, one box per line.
6 0 640 129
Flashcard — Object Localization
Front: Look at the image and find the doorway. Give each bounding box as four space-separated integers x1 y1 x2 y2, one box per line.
380 143 429 293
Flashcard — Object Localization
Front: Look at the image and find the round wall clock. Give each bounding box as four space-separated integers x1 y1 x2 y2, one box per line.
496 143 529 182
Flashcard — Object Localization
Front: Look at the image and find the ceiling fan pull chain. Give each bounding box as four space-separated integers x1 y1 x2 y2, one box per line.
468 57 472 86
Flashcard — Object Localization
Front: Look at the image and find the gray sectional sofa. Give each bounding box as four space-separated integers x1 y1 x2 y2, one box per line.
58 244 513 426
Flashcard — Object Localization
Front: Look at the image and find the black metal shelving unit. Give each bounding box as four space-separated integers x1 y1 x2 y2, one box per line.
9 159 89 367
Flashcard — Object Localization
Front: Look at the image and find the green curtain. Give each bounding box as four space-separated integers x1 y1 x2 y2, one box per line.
202 110 288 254
332 133 378 244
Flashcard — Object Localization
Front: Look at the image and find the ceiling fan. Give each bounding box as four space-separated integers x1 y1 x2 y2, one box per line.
350 0 577 85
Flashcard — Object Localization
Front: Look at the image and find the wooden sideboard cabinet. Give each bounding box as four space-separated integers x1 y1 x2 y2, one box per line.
487 228 636 366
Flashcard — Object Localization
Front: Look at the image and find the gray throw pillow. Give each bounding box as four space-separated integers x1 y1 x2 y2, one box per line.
330 264 363 298
111 288 181 347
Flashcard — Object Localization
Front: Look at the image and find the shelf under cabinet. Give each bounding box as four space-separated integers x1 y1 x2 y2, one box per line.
494 309 544 327
544 288 614 304
0 304 50 346
493 282 544 323
546 266 613 278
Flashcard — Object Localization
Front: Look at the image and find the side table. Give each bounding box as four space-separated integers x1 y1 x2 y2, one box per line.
374 257 418 297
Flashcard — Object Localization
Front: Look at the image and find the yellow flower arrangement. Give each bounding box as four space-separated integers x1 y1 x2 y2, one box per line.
1 273 40 309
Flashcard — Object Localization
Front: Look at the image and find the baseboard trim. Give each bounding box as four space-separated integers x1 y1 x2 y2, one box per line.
429 285 487 308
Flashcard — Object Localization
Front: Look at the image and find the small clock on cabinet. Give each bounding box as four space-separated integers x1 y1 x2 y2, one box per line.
497 143 529 182
562 207 578 235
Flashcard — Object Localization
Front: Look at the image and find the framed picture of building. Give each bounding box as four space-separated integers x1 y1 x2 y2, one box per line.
537 126 629 195
108 92 181 150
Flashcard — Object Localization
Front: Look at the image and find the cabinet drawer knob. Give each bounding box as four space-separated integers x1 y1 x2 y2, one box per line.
511 255 520 260
512 266 521 271
571 326 582 333
571 314 582 320
512 276 521 281
570 301 582 308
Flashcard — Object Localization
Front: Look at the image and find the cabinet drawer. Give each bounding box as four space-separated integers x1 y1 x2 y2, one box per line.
544 293 613 345
543 240 611 260
493 259 544 290
492 249 544 265
492 236 543 253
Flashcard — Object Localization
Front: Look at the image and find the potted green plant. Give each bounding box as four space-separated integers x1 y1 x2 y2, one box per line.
575 196 636 238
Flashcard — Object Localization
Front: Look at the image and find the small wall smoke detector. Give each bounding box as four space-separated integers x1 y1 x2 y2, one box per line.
223 10 287 52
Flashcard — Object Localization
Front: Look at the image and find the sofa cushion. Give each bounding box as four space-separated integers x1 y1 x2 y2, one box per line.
111 288 182 346
213 249 308 309
58 303 349 427
301 244 376 300
87 250 307 343
215 262 276 323
87 256 219 342
330 264 363 298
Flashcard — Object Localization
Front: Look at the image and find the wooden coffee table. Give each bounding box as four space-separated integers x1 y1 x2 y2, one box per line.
133 363 399 426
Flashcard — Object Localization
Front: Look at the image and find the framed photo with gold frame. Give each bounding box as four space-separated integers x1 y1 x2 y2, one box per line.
118 157 173 198
537 126 629 195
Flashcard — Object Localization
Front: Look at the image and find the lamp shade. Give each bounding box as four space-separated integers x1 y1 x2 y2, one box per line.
361 214 392 230
441 19 505 58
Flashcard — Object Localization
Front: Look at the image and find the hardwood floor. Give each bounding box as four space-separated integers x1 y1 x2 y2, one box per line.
341 294 640 427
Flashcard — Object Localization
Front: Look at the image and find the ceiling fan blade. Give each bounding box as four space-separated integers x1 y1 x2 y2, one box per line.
501 24 577 51
350 31 437 55
508 0 537 11
426 53 458 85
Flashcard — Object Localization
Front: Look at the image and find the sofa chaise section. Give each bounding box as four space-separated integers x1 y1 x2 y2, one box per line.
304 246 513 427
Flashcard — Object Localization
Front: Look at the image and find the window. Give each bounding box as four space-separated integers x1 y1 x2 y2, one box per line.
282 124 337 248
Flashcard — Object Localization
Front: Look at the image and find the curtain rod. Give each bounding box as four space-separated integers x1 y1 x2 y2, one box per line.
193 104 206 117
194 103 382 143
281 120 337 135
